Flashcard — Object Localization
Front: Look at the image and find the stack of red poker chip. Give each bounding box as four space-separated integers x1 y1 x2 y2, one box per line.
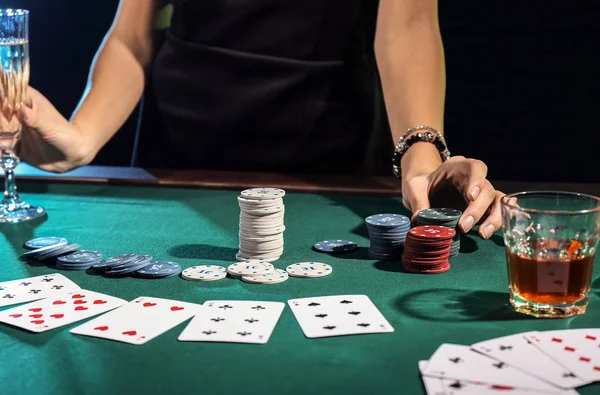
402 225 456 274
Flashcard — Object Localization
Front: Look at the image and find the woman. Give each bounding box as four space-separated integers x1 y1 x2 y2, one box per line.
17 0 503 239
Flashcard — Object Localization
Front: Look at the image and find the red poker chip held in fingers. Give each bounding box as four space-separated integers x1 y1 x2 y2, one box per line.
402 226 454 274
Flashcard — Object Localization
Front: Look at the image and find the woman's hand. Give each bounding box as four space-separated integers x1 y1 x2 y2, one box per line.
16 87 97 173
402 155 504 239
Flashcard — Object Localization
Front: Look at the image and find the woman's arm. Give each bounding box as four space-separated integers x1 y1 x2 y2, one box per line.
18 0 162 172
374 1 503 239
374 0 445 180
72 0 162 156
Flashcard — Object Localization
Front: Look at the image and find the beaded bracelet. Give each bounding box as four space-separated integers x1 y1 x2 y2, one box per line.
392 125 451 178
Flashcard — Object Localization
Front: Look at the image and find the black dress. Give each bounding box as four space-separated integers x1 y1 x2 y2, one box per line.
139 0 392 174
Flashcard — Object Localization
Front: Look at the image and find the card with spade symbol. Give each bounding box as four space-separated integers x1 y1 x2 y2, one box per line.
472 331 593 389
71 296 202 345
421 343 569 393
178 300 284 344
0 274 80 308
0 289 126 333
287 295 394 338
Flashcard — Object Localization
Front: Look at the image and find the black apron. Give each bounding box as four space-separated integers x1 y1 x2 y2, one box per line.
139 0 392 174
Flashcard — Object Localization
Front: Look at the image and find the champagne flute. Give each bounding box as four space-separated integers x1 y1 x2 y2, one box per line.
0 9 45 223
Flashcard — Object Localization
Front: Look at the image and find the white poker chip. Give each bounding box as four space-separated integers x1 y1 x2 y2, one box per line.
181 265 227 281
227 262 272 276
238 188 285 260
241 269 288 284
240 188 286 200
235 253 279 263
286 262 333 278
237 195 283 204
238 248 283 258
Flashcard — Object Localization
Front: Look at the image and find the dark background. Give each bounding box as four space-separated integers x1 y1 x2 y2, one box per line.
1 1 598 182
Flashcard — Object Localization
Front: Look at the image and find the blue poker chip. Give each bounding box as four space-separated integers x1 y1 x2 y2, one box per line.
91 254 138 270
104 254 153 277
24 237 68 250
313 240 358 253
57 250 103 264
55 262 93 271
135 261 182 278
365 214 410 228
365 214 410 260
33 244 81 261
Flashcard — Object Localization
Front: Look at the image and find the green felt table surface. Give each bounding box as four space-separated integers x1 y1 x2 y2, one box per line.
1 182 599 395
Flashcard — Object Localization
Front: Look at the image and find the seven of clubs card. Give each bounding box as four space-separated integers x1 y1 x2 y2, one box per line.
71 296 202 345
0 289 126 333
178 300 284 344
287 294 393 338
0 274 80 308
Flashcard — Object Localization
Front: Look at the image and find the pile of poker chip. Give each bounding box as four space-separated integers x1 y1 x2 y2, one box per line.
180 260 332 284
20 237 181 279
402 225 456 274
416 208 462 258
365 214 411 260
312 240 358 254
237 188 286 262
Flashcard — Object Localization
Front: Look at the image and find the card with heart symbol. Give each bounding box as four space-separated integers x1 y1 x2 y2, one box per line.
0 289 126 332
70 296 202 345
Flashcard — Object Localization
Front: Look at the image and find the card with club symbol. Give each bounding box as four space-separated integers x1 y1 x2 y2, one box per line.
178 300 285 344
0 274 80 308
70 296 202 345
287 294 394 338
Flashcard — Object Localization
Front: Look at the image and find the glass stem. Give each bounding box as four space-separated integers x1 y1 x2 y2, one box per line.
1 150 21 205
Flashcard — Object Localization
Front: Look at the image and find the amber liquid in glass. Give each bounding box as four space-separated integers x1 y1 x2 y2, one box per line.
507 241 594 305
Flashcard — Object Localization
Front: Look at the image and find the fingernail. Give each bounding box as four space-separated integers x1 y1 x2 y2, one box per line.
462 216 475 232
470 186 481 200
481 224 496 239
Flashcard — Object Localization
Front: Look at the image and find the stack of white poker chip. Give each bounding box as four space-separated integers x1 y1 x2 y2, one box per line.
237 188 286 262
228 259 289 284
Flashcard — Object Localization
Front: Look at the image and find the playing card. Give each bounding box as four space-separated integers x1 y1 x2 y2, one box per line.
0 274 80 308
0 289 126 332
71 296 202 345
472 332 592 389
178 300 284 344
524 329 600 383
419 360 580 395
419 361 447 395
287 294 394 338
422 344 566 393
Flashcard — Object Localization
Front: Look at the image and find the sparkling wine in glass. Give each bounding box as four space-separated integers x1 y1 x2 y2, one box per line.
0 9 45 223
